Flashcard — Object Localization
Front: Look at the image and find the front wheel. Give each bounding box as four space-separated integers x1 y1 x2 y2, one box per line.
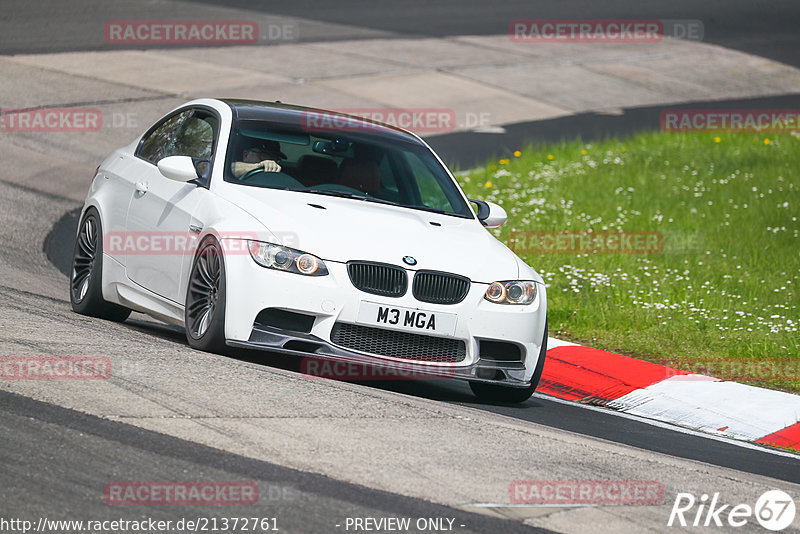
470 320 548 403
70 208 131 322
185 236 228 354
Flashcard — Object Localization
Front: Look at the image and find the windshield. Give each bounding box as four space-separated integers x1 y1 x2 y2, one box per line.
224 119 473 218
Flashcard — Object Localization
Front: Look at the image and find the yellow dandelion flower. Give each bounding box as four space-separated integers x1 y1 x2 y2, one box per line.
764 138 770 145
547 154 554 160
714 137 721 143
499 158 510 164
580 149 587 155
485 181 493 188
513 150 522 157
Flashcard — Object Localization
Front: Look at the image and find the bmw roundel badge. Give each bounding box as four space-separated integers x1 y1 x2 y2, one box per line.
402 256 417 266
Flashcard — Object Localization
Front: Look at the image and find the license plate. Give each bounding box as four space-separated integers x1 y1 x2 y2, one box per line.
356 301 457 336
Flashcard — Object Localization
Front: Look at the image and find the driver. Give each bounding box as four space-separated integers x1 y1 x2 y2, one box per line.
231 140 286 178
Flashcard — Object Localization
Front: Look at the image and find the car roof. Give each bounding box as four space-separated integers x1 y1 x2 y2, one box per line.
220 99 425 145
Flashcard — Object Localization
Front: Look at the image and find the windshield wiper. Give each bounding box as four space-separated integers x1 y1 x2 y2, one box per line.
413 206 450 215
411 205 474 219
301 188 400 206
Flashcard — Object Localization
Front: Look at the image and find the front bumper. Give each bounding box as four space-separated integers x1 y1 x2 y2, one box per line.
222 247 547 386
227 324 533 386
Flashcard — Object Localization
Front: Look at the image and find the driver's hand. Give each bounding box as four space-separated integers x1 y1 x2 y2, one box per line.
261 160 282 173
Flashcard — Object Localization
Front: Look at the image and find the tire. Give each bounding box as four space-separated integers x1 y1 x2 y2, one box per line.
470 320 548 403
70 208 131 322
184 236 228 354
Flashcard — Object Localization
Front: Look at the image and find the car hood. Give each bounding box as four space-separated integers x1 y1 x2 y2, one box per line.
217 186 522 283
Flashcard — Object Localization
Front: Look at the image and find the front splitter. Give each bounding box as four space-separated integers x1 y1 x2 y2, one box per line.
226 325 531 387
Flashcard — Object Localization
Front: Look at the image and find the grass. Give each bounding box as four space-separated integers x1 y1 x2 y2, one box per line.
456 131 800 393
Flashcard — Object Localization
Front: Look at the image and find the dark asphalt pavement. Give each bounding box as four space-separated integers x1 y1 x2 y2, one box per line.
0 390 549 534
4 1 799 68
7 4 800 531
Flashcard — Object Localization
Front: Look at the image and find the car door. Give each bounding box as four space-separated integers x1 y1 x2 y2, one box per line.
125 108 219 304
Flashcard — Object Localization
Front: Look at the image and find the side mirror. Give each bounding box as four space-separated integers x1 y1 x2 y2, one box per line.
470 199 507 228
158 156 200 182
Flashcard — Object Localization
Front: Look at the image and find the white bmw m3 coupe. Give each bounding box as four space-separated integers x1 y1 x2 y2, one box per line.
70 98 548 402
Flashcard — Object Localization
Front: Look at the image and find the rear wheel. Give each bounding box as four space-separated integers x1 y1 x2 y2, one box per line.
185 236 228 354
470 320 548 403
70 208 131 322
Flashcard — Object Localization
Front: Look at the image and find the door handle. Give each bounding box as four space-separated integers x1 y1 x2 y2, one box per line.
189 224 203 234
135 181 148 194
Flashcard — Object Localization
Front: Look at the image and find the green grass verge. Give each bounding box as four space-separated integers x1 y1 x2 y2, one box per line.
457 131 799 393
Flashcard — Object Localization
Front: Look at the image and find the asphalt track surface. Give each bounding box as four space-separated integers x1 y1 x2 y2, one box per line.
429 93 800 169
4 0 799 169
4 2 800 532
0 390 548 534
188 0 800 169
4 0 800 69
42 210 800 486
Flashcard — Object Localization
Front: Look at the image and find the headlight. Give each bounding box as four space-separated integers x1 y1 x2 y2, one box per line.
247 241 328 276
484 281 537 305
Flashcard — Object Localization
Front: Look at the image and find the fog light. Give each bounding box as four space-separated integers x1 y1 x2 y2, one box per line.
476 368 504 380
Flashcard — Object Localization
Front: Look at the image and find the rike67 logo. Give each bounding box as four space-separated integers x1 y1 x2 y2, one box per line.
668 490 796 531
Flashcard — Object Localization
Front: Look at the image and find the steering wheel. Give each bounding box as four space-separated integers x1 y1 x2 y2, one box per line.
240 168 264 182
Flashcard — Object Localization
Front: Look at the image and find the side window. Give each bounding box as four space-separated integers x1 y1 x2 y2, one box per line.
138 111 191 165
171 113 218 159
